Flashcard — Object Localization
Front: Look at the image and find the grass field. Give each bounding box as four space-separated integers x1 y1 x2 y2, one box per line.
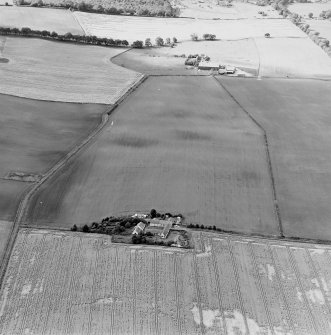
74 13 305 42
0 37 142 103
1 228 331 334
220 77 331 241
25 76 278 235
0 6 83 35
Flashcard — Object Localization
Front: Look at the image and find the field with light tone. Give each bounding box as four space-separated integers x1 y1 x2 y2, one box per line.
0 37 142 104
1 228 331 334
0 6 83 35
74 13 305 42
290 2 331 18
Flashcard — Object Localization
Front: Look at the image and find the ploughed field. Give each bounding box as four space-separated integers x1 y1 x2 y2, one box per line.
0 37 142 104
1 228 331 334
25 76 279 235
220 77 331 241
0 7 83 35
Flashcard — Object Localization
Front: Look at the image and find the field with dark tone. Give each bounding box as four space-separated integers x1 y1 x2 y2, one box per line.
0 7 84 35
25 76 279 235
219 77 331 241
0 93 108 238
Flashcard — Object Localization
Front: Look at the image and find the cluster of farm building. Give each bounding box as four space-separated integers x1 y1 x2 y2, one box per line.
184 54 236 73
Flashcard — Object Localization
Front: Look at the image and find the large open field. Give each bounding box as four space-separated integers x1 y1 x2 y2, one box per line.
74 14 305 41
1 228 331 334
220 77 331 240
25 76 279 235
305 19 331 42
0 37 142 103
255 36 331 78
0 6 83 35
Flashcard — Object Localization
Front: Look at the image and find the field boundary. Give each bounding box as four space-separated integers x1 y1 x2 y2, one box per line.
0 73 147 289
213 76 284 238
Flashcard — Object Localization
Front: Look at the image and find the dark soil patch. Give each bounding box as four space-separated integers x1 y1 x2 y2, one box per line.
0 58 9 63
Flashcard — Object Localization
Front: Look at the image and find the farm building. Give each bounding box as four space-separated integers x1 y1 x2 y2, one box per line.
132 222 146 235
198 62 220 70
160 223 172 239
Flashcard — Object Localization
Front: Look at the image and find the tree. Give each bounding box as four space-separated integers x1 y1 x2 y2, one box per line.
155 37 164 46
150 209 157 218
41 30 50 37
308 12 313 18
82 224 90 233
132 40 143 48
173 37 177 43
71 224 78 231
166 37 171 45
51 31 58 38
122 40 129 46
191 33 198 41
145 38 152 47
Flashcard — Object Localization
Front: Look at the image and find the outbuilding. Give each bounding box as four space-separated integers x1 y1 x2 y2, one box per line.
132 222 146 235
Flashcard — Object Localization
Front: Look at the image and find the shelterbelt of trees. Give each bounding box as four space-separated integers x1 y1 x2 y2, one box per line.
0 26 134 47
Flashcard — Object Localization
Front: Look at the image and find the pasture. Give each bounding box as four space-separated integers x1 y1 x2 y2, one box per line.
0 37 142 104
0 6 83 35
25 76 278 236
220 77 331 241
1 228 331 334
74 13 305 42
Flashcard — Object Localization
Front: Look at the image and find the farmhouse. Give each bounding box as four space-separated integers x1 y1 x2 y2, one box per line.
132 222 146 235
198 62 220 70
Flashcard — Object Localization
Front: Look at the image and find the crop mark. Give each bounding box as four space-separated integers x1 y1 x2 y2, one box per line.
111 136 159 148
267 243 296 335
210 238 227 335
248 242 275 335
174 130 212 141
173 253 183 335
64 238 83 335
287 247 318 335
193 251 205 334
153 250 159 335
305 248 331 328
227 238 250 335
213 76 284 238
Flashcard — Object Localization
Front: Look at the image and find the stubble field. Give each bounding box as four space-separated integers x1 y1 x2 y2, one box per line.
25 76 279 235
0 37 142 104
220 77 331 240
0 6 83 35
1 228 331 334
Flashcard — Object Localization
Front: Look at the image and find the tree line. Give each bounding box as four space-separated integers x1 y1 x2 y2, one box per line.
0 26 132 47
